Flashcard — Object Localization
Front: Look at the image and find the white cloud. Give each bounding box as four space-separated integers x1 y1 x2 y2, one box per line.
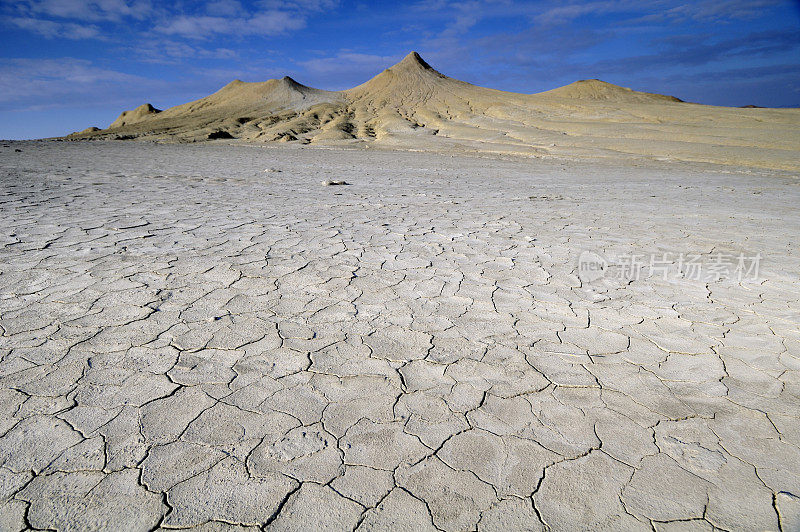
9 0 153 21
258 0 339 11
2 0 340 42
0 57 147 110
296 51 406 88
8 16 103 38
533 0 786 26
534 1 633 26
300 52 400 75
658 0 784 22
154 11 307 39
134 39 240 63
204 0 243 16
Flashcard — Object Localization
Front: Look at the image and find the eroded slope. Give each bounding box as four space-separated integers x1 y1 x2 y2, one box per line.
66 52 800 170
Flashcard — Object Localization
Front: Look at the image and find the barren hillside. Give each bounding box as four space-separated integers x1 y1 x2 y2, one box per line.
65 52 800 170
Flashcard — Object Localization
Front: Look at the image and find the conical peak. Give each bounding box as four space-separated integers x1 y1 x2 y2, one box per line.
381 51 445 80
109 101 161 128
345 51 451 95
136 103 160 113
278 76 305 89
395 51 433 70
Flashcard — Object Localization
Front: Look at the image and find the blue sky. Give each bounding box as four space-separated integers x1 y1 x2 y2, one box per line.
1 0 799 139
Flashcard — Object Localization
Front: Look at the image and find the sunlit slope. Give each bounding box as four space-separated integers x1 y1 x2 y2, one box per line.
66 52 800 170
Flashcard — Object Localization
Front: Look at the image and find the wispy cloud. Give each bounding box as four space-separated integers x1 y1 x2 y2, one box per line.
298 51 401 88
7 0 154 21
204 0 244 17
653 0 786 22
0 57 146 110
2 0 339 41
154 11 307 39
8 16 103 38
133 40 240 64
533 0 787 26
584 28 800 73
534 1 631 26
300 52 399 74
260 0 339 10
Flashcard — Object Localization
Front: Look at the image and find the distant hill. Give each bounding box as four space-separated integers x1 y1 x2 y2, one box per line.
64 52 800 171
538 79 683 103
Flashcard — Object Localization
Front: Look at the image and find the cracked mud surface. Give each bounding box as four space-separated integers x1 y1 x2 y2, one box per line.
1 141 799 531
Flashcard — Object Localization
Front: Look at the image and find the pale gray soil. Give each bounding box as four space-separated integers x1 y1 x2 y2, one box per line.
1 141 799 531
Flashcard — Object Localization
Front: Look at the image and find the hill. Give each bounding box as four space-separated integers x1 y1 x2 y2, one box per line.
64 52 800 170
538 79 683 103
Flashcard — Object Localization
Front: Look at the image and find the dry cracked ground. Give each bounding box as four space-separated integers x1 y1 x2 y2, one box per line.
1 141 799 531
